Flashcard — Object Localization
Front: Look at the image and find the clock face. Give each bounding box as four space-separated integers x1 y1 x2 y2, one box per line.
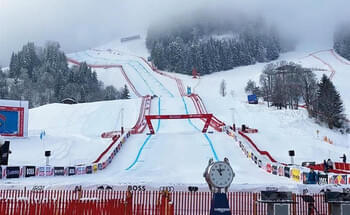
208 161 234 188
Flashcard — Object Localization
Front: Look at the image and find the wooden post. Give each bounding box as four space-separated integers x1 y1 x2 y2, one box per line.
253 193 257 215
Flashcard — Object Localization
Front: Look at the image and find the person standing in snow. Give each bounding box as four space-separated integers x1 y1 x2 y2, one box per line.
323 160 328 172
340 154 347 163
327 159 333 171
0 138 11 165
203 158 214 192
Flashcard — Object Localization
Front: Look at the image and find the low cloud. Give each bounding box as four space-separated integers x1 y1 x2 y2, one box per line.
1 0 349 66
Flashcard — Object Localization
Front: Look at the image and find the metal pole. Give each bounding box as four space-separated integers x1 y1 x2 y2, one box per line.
121 108 124 134
230 108 235 130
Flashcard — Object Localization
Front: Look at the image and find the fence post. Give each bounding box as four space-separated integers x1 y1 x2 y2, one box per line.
253 193 257 215
292 194 297 215
125 190 132 215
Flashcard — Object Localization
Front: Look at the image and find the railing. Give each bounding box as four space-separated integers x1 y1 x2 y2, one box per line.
0 190 329 215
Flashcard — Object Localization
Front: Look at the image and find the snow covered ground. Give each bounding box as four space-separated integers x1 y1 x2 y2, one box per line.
1 37 349 190
8 99 140 166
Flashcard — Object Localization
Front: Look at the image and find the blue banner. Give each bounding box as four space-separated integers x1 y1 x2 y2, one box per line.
0 111 19 135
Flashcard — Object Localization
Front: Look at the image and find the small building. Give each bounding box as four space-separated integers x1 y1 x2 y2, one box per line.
61 98 77 104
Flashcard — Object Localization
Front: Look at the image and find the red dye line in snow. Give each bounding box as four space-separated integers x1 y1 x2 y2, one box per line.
309 53 336 79
330 49 350 65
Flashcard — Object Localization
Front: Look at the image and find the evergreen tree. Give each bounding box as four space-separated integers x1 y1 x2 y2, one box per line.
316 75 345 129
334 23 350 60
146 14 282 75
0 68 9 98
9 53 20 78
245 80 261 96
104 86 119 100
120 85 130 99
5 42 126 107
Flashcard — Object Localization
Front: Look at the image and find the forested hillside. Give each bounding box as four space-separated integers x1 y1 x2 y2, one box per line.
146 11 290 75
1 42 129 107
334 23 350 61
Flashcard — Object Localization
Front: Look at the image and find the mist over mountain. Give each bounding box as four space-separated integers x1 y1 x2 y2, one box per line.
1 0 350 66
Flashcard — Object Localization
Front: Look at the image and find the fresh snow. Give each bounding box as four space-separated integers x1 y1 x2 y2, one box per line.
1 37 349 190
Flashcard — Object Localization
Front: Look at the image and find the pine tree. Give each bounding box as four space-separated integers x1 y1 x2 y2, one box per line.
120 85 130 99
334 23 350 61
316 75 345 129
9 53 20 78
0 68 9 98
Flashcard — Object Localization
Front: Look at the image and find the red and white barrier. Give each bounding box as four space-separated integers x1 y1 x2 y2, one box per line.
0 190 329 215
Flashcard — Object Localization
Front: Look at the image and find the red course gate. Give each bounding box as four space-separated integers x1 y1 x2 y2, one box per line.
145 114 213 134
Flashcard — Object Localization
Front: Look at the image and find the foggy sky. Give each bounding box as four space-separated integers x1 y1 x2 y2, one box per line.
1 0 349 66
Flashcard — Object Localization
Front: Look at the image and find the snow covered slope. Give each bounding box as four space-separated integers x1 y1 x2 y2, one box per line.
9 99 140 166
1 37 348 189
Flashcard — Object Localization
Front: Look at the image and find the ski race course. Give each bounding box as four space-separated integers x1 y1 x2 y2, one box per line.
1 39 349 195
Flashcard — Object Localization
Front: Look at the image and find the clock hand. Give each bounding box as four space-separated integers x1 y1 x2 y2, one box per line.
218 168 223 176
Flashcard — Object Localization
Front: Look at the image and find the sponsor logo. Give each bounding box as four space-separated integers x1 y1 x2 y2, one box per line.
68 167 76 176
318 174 328 185
214 208 230 212
329 175 347 185
284 167 290 178
291 168 301 182
127 185 146 192
25 166 36 177
102 161 107 169
86 166 92 174
272 165 277 175
93 164 98 173
76 166 86 175
54 167 65 176
188 186 199 192
32 185 45 191
278 166 284 176
38 167 46 176
6 166 20 178
266 164 272 173
258 160 262 168
159 186 174 192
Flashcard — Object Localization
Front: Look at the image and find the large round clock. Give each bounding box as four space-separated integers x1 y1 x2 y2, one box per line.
207 161 235 188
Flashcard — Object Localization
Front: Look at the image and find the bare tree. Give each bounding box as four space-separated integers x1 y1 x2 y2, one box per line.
220 79 227 97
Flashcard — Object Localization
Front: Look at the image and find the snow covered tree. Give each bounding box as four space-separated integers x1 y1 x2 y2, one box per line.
316 75 345 129
0 68 9 98
104 86 119 100
5 42 127 107
9 53 20 78
245 80 261 96
146 13 283 76
120 85 130 99
334 23 350 61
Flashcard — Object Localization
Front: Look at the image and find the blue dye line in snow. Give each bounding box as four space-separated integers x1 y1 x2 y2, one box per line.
74 52 173 97
126 97 161 170
135 62 174 97
129 61 174 97
180 97 219 161
127 63 155 95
